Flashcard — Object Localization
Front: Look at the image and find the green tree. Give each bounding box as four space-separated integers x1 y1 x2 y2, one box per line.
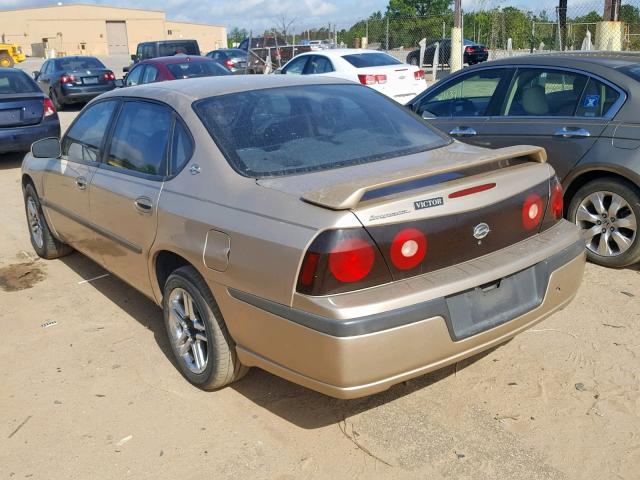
386 0 452 17
227 27 248 47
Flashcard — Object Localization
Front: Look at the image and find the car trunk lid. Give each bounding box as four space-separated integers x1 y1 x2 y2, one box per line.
0 95 44 127
65 68 112 86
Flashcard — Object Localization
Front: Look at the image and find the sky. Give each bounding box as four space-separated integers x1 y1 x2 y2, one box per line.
0 0 610 32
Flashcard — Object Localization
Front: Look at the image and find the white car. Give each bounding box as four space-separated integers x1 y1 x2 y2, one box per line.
278 49 427 103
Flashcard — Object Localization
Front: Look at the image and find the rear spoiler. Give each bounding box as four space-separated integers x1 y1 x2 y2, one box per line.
301 145 547 210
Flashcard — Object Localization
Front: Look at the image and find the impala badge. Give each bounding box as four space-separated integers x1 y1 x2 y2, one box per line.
473 223 490 240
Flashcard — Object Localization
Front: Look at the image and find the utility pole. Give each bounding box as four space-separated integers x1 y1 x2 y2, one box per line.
604 0 621 21
451 0 463 72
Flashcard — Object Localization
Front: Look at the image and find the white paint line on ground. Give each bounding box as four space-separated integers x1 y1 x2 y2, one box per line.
78 273 110 285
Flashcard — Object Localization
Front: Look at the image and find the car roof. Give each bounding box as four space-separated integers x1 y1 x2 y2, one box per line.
101 74 352 102
143 55 212 65
52 55 100 60
477 52 640 70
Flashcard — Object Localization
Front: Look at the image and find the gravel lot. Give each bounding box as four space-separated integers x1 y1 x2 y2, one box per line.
1 58 639 480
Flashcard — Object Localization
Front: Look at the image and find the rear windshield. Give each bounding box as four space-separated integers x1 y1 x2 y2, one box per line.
225 49 246 57
342 52 402 68
0 70 39 94
619 64 640 82
158 42 199 56
56 57 105 71
193 84 449 178
166 61 230 79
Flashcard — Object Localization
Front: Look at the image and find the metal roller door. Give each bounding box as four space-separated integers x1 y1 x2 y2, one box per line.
106 21 129 54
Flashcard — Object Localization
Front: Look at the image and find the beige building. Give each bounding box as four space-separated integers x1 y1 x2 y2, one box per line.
0 3 227 57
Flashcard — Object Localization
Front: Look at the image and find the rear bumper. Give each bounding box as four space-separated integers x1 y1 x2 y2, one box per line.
0 120 60 153
222 220 585 399
60 84 115 103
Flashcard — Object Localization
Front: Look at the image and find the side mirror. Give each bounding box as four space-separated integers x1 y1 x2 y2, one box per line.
130 54 138 61
31 137 61 159
122 66 130 73
421 110 436 120
32 71 40 80
273 68 283 75
114 79 124 88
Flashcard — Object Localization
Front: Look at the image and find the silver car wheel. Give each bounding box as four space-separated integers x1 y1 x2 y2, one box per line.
27 196 44 249
168 288 208 374
576 190 637 257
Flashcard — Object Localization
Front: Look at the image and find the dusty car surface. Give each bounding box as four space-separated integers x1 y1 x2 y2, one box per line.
21 76 585 399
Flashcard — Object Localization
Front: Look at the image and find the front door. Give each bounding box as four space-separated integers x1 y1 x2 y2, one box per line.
478 67 617 181
89 99 173 297
413 67 511 147
42 100 118 265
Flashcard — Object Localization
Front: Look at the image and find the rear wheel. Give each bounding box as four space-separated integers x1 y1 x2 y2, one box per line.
0 53 14 68
568 178 640 267
163 266 248 390
23 183 72 259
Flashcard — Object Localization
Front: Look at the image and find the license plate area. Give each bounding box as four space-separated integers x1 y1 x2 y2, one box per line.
82 77 99 85
445 263 548 341
0 108 22 126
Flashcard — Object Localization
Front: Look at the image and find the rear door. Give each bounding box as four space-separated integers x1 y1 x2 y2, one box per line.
89 99 173 297
37 60 53 93
479 67 619 181
42 99 119 264
413 67 511 143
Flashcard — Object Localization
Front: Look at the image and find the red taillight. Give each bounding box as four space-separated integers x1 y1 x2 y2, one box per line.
483 47 489 52
328 237 375 283
465 47 474 53
414 69 425 80
299 252 320 287
390 228 427 270
550 182 564 220
225 59 234 67
103 71 116 81
358 74 386 85
43 98 56 117
449 182 496 199
60 75 76 84
522 194 544 230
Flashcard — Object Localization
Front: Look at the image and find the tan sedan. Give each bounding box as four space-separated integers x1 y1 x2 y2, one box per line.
21 76 585 398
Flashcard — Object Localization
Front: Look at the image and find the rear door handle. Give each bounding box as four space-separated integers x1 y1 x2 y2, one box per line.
75 176 87 190
554 127 591 138
449 126 477 137
134 197 153 214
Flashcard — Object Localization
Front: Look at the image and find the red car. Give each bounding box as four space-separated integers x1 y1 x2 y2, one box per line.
122 55 231 87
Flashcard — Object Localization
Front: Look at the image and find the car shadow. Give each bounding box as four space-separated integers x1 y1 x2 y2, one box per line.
58 250 501 429
0 152 25 170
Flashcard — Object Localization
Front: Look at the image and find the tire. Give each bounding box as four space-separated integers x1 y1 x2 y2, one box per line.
23 183 73 260
0 53 14 68
50 89 63 111
567 177 640 268
163 266 248 390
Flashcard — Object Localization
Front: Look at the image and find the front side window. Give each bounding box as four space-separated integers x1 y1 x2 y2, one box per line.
125 65 144 86
105 101 172 176
418 69 505 117
503 68 588 117
305 56 334 74
282 56 308 75
194 84 449 178
575 78 621 118
62 100 118 163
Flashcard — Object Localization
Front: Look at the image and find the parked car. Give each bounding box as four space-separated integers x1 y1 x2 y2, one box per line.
205 49 247 74
0 67 59 154
21 75 585 398
124 40 201 72
33 56 116 110
406 38 489 67
238 36 311 74
0 42 26 68
408 53 640 267
278 49 427 102
123 56 230 86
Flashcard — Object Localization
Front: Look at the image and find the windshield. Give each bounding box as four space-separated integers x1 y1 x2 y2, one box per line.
56 57 105 71
158 42 199 56
0 70 39 94
193 84 449 178
342 52 402 68
167 61 231 79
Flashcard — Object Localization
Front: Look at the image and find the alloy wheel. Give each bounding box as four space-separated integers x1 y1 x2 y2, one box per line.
575 190 637 257
27 196 44 249
167 288 208 374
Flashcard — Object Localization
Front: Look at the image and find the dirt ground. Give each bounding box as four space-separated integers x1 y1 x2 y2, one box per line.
1 77 640 480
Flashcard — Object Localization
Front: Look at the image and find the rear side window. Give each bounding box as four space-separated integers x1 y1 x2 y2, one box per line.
575 78 621 117
170 120 193 174
158 42 199 56
305 56 334 74
342 53 401 68
166 61 230 79
0 70 39 94
62 100 118 163
105 101 172 176
193 84 449 178
142 65 159 84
